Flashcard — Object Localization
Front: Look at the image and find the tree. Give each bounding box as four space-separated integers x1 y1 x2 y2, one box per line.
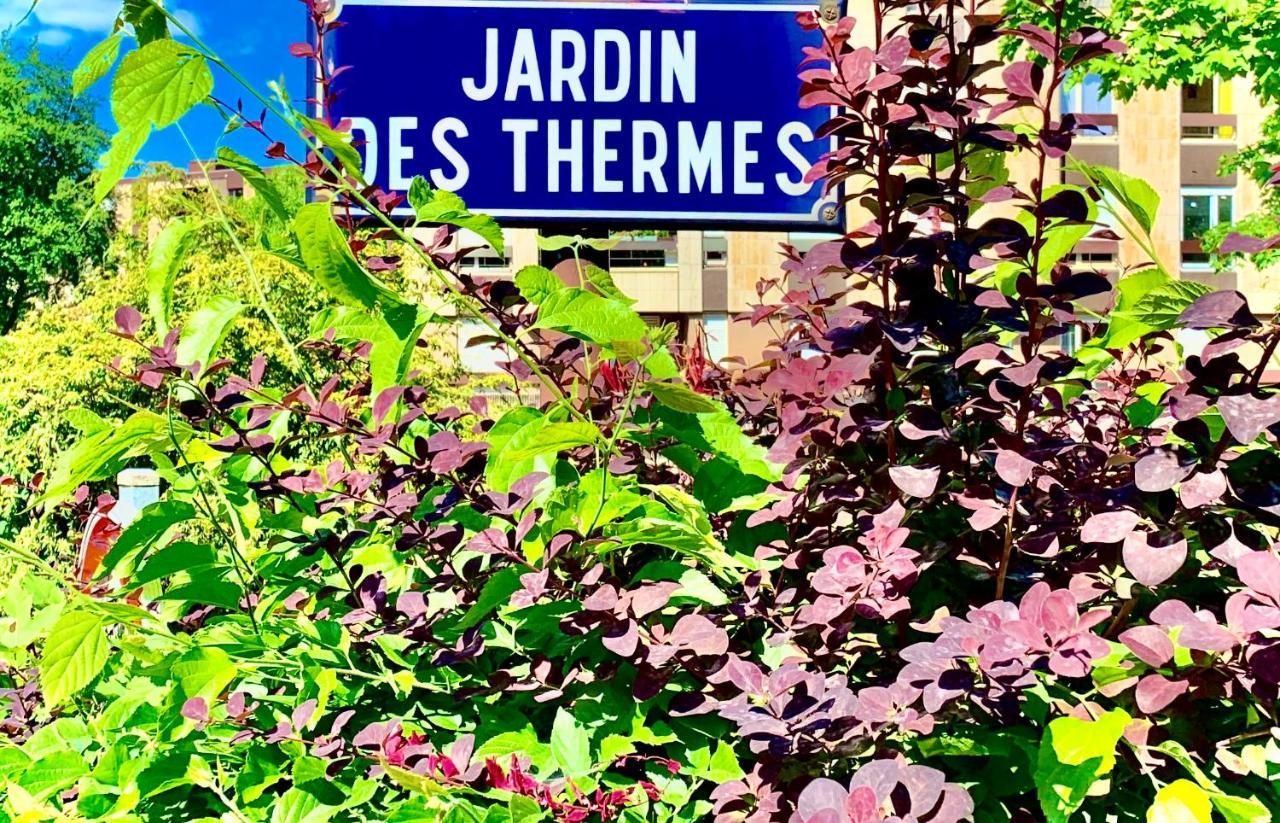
0 41 109 333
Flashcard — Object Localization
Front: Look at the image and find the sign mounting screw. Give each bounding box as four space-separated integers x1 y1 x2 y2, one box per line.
820 0 840 22
821 204 839 222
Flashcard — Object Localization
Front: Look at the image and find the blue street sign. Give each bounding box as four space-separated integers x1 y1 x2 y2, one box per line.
325 0 838 228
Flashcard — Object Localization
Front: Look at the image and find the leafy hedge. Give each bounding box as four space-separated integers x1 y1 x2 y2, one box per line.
2 0 1280 821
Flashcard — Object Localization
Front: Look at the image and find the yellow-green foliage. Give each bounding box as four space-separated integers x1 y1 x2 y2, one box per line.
0 165 472 552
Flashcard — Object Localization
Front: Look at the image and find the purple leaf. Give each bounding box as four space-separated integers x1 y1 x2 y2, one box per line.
114 305 143 337
1002 61 1040 98
1179 470 1226 509
292 699 317 732
1238 551 1280 603
669 614 729 657
1217 232 1276 254
1217 393 1280 444
1119 626 1174 667
1123 532 1188 588
995 449 1036 487
1080 510 1141 544
1134 450 1192 493
889 465 940 498
1135 674 1188 714
1178 290 1257 330
181 697 209 724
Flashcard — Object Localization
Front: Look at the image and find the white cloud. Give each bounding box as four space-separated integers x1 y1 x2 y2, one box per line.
0 0 203 47
34 26 71 45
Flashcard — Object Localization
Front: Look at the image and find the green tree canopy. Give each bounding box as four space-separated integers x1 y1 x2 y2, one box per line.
0 40 110 333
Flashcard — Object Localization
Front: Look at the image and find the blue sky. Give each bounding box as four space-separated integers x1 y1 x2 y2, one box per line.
1 0 304 167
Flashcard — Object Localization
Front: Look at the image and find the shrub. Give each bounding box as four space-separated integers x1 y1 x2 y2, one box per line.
1 0 1278 821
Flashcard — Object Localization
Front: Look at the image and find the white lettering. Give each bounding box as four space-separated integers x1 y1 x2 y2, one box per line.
776 121 815 196
548 119 584 193
430 117 470 189
632 120 668 193
502 119 539 192
549 30 586 102
505 29 544 101
593 30 630 103
733 121 764 195
388 116 417 191
661 31 696 103
593 119 623 193
677 121 722 194
461 29 499 101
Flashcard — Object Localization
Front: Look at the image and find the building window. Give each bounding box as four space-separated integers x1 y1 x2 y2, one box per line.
1181 187 1234 269
227 187 245 198
787 232 832 256
1181 77 1235 140
701 313 729 362
610 233 677 269
703 231 728 267
1060 73 1115 136
457 229 513 273
457 318 508 374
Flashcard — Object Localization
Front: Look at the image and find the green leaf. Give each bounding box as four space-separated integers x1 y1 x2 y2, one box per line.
1072 159 1161 235
111 39 213 131
73 35 123 97
407 179 504 254
272 786 337 823
170 647 237 706
18 750 89 802
1131 279 1213 331
654 407 780 482
514 265 566 304
216 148 292 223
550 709 591 778
383 763 446 797
298 115 367 185
535 234 577 252
645 382 722 414
94 125 150 204
97 500 197 580
312 303 429 400
40 611 111 706
41 411 190 504
132 541 216 586
176 295 247 372
159 575 244 610
1035 709 1130 822
1147 780 1212 823
146 220 196 335
582 265 634 304
293 202 407 312
503 422 601 463
123 0 170 44
485 409 601 493
533 289 647 344
456 569 522 630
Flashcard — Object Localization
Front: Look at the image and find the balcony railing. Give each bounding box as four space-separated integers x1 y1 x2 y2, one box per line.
1181 113 1237 140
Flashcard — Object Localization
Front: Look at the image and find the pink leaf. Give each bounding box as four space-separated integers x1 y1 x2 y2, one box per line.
1123 532 1188 588
1217 393 1280 444
1081 510 1142 544
889 465 940 498
1135 674 1188 714
1133 450 1192 493
995 449 1036 487
1179 470 1227 509
1119 626 1174 667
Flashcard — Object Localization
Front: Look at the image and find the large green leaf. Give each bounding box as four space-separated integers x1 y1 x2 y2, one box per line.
40 411 191 503
645 382 722 414
40 611 111 706
292 203 407 312
503 422 601 463
407 178 503 254
1035 709 1130 822
533 289 647 344
485 409 600 492
298 115 366 185
582 265 634 305
1071 159 1161 235
97 500 197 580
215 148 292 224
111 39 213 132
176 295 247 373
94 125 150 204
514 265 566 303
146 220 196 335
654 407 780 482
1131 279 1213 331
17 750 89 802
550 709 592 779
73 35 123 97
312 303 429 400
170 647 238 706
123 0 170 44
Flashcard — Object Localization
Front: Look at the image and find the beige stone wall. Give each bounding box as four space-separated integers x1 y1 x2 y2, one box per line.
1117 87 1183 272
